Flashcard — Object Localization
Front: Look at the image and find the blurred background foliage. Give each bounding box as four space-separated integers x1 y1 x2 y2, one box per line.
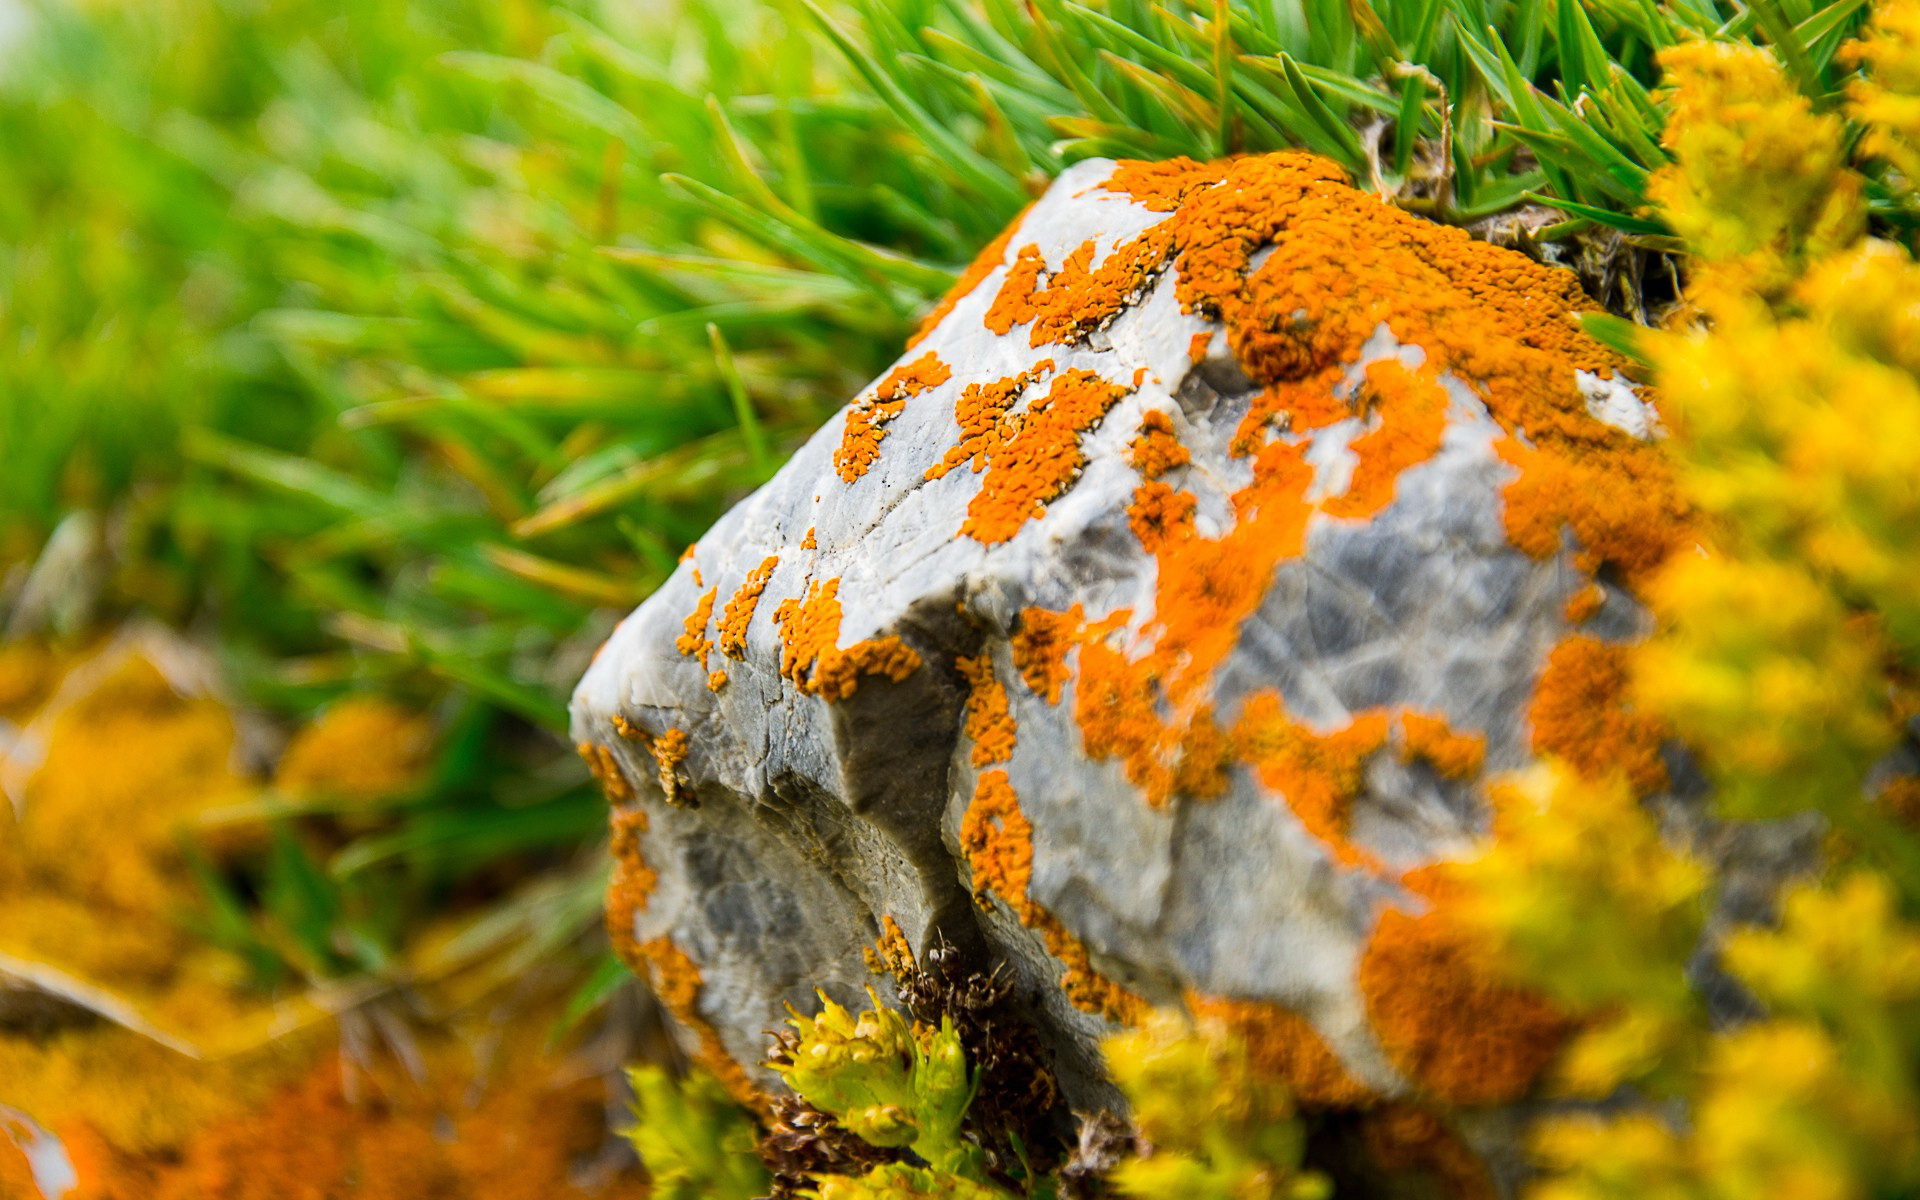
4 0 1920 1192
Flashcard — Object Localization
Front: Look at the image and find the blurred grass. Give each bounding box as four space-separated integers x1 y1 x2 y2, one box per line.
0 0 1894 1016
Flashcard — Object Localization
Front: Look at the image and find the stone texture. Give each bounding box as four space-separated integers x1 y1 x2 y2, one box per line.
573 151 1694 1185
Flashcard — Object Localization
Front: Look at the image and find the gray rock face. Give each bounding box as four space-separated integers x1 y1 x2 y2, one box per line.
572 151 1684 1168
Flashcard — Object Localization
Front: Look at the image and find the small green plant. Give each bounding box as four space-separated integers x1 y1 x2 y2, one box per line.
625 1063 772 1200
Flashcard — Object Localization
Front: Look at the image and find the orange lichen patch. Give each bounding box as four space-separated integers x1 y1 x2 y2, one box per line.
800 527 817 550
652 728 692 807
0 655 297 1053
1397 713 1487 782
51 1020 649 1200
1010 607 1080 706
578 741 636 806
771 578 922 702
1360 1105 1497 1200
1357 902 1570 1106
675 585 719 670
1235 697 1393 867
909 202 1032 350
719 555 779 661
605 803 657 968
1128 410 1191 479
707 670 728 691
1188 330 1213 363
959 771 1145 1024
1498 438 1689 588
1099 155 1229 212
835 351 952 484
1320 360 1451 521
1186 993 1373 1109
0 1128 36 1197
1126 481 1197 554
633 937 763 1109
1563 581 1607 624
275 697 433 803
956 655 1017 768
961 369 1132 545
1529 636 1670 794
988 234 1178 348
924 363 1053 483
863 913 916 978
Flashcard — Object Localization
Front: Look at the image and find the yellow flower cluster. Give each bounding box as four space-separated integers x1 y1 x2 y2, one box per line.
1103 1012 1329 1200
1455 13 1920 1198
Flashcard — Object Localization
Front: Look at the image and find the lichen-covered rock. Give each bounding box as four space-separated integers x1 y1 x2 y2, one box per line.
572 152 1693 1186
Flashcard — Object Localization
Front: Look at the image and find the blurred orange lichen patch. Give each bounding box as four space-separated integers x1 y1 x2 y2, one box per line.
1186 993 1372 1109
834 351 951 483
1397 713 1487 782
1319 361 1451 521
632 937 762 1111
1010 607 1080 705
1530 636 1671 794
0 1126 36 1197
959 771 1145 1025
0 650 306 1055
956 655 1016 768
275 697 433 804
960 369 1131 545
1358 881 1570 1107
1237 698 1392 866
718 555 778 660
771 578 921 702
0 639 62 720
51 1018 647 1200
1360 1105 1497 1200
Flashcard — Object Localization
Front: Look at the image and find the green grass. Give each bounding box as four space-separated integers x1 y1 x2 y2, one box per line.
0 0 1896 1016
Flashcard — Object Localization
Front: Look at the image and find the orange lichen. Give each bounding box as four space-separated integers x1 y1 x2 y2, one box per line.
835 351 952 483
675 585 719 670
652 728 692 806
633 936 763 1109
1186 993 1373 1108
1360 1105 1498 1200
800 527 817 550
0 1129 37 1197
1188 330 1213 363
956 654 1017 768
275 697 433 804
50 1019 649 1200
1563 581 1607 624
909 202 1032 349
1236 697 1393 866
1010 606 1081 705
771 578 922 702
1320 360 1451 520
1529 636 1670 794
1126 481 1197 554
1100 156 1229 211
718 555 778 661
1397 713 1487 782
578 741 637 805
863 913 916 979
987 234 1178 347
924 363 1053 483
1128 410 1191 479
1357 900 1570 1106
605 802 657 969
959 771 1145 1024
962 369 1131 545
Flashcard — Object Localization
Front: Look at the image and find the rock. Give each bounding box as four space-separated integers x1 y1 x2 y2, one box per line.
571 151 1693 1185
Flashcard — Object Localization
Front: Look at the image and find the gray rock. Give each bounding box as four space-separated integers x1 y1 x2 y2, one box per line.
572 152 1695 1178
